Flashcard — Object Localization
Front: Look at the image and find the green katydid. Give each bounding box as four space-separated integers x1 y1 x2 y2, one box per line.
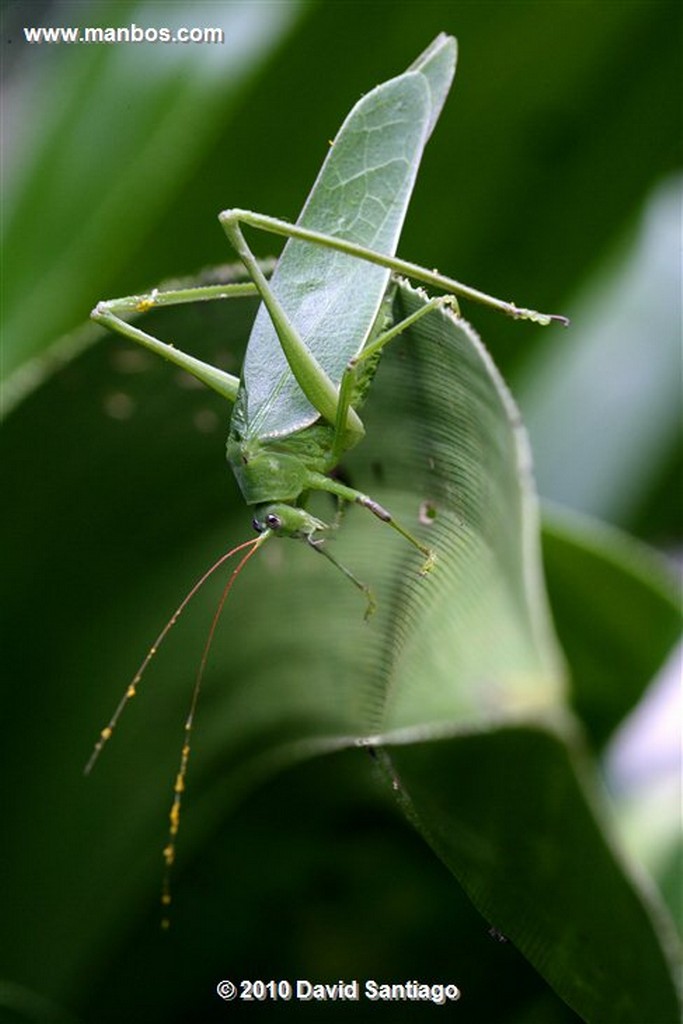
86 33 566 915
91 32 564 591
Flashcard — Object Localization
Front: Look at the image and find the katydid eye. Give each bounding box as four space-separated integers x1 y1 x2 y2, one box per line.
252 517 264 533
266 513 281 530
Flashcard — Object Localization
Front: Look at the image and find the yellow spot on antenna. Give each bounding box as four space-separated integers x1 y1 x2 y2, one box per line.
126 685 136 699
163 843 175 865
100 727 112 742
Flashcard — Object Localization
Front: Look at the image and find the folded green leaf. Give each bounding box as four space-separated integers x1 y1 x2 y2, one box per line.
2 277 679 1021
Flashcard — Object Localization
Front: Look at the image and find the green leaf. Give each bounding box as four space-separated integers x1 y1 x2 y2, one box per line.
541 504 682 750
3 6 681 1019
387 723 682 1024
2 278 678 1021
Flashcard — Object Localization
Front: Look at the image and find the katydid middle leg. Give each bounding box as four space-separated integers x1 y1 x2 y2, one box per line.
331 289 459 462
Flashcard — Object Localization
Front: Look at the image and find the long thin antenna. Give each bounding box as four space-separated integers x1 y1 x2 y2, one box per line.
84 535 268 776
160 533 268 928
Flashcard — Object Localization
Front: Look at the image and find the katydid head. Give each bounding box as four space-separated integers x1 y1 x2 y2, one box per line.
252 502 376 619
252 503 327 540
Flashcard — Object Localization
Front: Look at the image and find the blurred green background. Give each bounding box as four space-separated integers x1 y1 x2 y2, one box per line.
1 2 681 1022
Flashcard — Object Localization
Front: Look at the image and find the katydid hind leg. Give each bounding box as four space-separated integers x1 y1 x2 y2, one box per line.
221 211 364 439
219 209 569 327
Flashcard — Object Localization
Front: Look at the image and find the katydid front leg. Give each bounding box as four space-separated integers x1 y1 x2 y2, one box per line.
300 472 436 574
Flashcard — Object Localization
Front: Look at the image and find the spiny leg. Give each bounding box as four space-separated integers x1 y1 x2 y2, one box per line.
219 209 569 327
95 280 258 317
